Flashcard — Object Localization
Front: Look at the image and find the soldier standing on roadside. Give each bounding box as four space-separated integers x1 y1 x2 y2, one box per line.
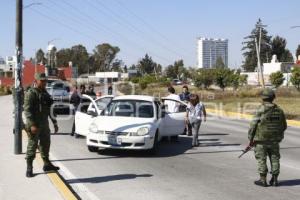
248 88 287 187
24 73 60 178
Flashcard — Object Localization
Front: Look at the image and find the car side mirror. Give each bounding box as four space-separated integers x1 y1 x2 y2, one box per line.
87 108 98 117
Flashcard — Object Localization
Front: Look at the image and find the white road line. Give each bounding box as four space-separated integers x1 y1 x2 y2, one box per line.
50 153 100 200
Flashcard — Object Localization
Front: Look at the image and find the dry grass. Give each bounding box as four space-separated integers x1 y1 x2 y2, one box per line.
131 83 300 120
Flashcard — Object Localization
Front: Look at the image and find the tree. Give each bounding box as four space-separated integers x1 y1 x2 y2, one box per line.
138 54 156 75
56 48 72 68
269 71 285 88
239 74 248 86
56 45 89 75
111 59 123 72
164 60 186 79
290 67 300 90
214 57 226 68
214 68 233 91
70 45 89 74
194 69 214 89
35 49 46 64
93 43 120 72
271 36 294 62
296 45 300 60
242 19 272 72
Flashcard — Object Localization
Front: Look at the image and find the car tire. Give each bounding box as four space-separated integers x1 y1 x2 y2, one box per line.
148 131 159 155
171 135 179 142
88 146 98 152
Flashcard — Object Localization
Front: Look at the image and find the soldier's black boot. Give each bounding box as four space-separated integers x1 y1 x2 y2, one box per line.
254 174 268 187
269 175 279 186
43 162 60 172
26 160 33 178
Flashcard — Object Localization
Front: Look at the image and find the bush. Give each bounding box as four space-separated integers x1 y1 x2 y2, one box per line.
130 77 140 84
214 68 233 91
269 71 285 88
290 67 300 90
194 69 214 89
139 80 148 90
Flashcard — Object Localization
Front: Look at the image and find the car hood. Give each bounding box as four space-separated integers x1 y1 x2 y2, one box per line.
92 116 155 133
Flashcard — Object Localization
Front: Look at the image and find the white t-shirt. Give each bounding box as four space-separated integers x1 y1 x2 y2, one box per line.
165 94 181 113
187 102 204 122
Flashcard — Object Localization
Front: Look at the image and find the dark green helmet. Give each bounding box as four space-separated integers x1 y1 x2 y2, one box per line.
261 88 275 100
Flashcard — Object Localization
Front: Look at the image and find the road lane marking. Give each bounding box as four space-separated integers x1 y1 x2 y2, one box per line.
206 108 300 128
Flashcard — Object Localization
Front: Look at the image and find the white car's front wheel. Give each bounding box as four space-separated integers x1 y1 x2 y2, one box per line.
148 131 159 155
88 145 98 152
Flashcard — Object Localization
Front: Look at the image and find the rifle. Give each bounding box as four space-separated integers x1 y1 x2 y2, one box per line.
238 143 254 158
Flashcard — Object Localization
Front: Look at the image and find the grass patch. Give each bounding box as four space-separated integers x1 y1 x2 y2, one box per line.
129 82 300 120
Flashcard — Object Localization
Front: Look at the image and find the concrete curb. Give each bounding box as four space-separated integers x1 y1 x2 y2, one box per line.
22 131 79 200
206 108 300 128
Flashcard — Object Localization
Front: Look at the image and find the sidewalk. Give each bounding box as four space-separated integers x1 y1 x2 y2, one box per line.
0 95 64 200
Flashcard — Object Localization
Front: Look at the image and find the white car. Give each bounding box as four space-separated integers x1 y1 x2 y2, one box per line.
74 94 114 137
86 95 187 154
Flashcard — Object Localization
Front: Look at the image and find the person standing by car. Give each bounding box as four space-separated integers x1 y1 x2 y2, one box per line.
185 94 206 147
86 84 96 99
70 85 81 136
248 88 287 187
164 86 180 113
23 73 60 178
179 85 192 135
179 85 191 102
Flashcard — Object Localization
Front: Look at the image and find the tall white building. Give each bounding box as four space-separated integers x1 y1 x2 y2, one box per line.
197 37 228 68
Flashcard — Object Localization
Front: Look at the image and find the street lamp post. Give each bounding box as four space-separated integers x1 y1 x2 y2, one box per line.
14 1 43 154
14 0 23 154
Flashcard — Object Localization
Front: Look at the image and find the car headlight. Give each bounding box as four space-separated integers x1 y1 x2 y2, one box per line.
89 123 98 133
136 127 149 136
88 123 105 134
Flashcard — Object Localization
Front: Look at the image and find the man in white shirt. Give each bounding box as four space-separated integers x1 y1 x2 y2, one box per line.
164 86 180 113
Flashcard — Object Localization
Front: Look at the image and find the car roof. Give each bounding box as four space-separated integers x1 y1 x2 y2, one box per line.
113 95 156 102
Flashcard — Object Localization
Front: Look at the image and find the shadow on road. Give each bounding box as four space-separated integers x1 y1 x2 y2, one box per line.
279 179 300 186
200 133 229 136
51 156 119 162
67 174 153 184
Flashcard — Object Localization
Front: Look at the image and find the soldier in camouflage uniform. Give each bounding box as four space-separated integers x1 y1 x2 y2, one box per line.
24 73 60 178
248 88 287 187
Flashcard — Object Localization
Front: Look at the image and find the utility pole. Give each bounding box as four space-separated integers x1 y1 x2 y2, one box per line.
255 20 267 88
14 0 23 154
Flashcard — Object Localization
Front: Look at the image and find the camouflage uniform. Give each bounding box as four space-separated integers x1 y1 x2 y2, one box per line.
248 88 287 186
24 73 59 177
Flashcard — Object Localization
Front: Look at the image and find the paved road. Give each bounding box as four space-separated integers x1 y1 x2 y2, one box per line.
49 114 300 200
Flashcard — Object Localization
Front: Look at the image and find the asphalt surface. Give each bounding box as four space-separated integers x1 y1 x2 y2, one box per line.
49 114 300 200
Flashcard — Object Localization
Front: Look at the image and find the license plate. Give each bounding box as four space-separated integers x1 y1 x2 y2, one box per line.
108 136 122 145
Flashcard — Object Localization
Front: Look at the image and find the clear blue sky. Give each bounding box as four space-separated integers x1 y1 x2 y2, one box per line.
1 0 300 68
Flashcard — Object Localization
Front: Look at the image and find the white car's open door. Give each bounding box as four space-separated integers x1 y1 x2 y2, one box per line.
159 98 187 136
75 95 100 136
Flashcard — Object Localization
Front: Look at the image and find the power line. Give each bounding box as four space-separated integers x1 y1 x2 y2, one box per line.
114 0 195 56
90 0 190 60
57 0 174 64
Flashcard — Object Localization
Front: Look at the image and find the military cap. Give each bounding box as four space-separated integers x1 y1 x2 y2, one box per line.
34 73 47 81
261 88 275 100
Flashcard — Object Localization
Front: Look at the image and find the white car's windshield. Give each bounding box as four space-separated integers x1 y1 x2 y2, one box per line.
104 100 154 118
95 97 113 110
